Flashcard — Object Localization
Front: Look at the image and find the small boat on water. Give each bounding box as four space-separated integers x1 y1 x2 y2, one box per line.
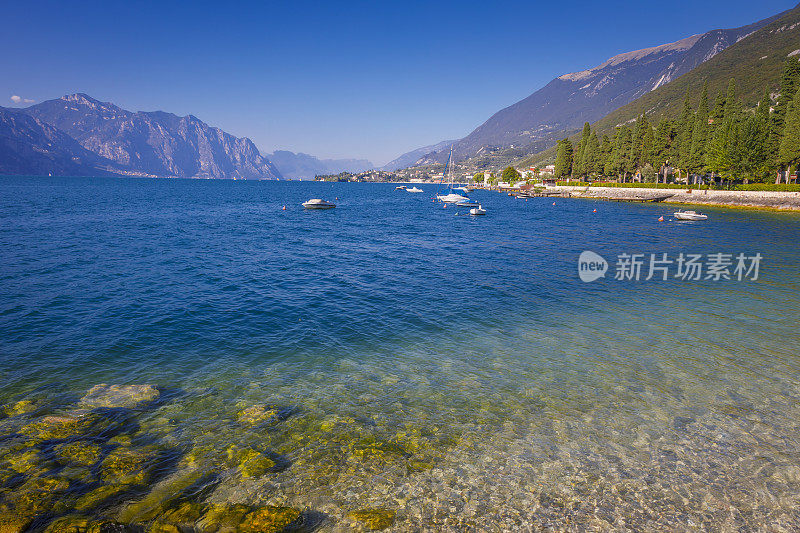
406 186 423 193
395 185 406 190
302 198 336 209
470 205 486 215
674 210 707 221
456 199 480 208
437 192 469 203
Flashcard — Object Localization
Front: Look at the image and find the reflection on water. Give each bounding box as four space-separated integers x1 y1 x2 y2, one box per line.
1 177 800 530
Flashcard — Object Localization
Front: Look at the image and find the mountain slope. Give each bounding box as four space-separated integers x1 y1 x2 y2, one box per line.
593 4 800 134
0 107 117 177
381 140 455 171
268 150 373 179
20 94 281 179
413 9 786 166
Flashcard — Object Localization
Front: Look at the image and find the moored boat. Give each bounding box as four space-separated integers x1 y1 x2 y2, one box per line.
674 210 707 221
406 186 423 193
302 198 336 209
470 205 486 215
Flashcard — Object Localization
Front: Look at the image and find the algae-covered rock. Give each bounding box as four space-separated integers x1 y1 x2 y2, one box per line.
239 506 302 532
44 514 134 533
196 503 250 532
80 384 160 409
117 468 209 522
347 508 396 530
3 400 38 418
350 438 410 462
225 445 277 478
160 501 206 526
148 522 181 533
2 448 42 473
74 483 135 513
236 404 292 426
56 441 102 466
43 514 91 532
20 412 114 442
0 476 73 532
100 446 157 485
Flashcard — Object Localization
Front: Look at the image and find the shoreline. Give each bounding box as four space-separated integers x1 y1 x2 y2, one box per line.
553 186 800 211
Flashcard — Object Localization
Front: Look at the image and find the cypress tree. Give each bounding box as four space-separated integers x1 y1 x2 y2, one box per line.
574 122 592 177
779 86 800 172
711 92 726 122
723 78 741 122
688 83 710 174
583 132 601 177
554 139 574 179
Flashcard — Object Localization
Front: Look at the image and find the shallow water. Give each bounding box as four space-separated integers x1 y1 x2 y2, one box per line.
2 176 800 531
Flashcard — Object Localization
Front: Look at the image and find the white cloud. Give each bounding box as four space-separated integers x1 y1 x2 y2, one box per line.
10 95 35 104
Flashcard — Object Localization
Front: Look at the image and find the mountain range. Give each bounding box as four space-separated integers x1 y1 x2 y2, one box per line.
267 150 373 179
398 8 788 168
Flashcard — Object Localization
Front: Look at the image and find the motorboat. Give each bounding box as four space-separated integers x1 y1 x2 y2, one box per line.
437 192 469 203
302 198 336 209
406 186 423 193
395 185 406 190
470 205 486 215
455 199 480 208
674 210 707 221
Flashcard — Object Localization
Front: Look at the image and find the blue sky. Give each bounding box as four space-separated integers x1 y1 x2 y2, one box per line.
1 0 794 165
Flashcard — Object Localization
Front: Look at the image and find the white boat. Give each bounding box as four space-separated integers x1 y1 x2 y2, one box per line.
470 205 486 215
406 186 423 193
456 199 480 208
395 185 406 190
302 198 336 209
435 148 474 203
437 192 469 203
674 210 707 221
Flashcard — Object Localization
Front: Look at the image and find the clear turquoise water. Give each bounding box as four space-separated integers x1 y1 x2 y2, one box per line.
2 176 800 530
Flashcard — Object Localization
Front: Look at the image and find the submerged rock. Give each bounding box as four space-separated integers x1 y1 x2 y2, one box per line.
0 476 73 532
347 508 396 530
225 445 278 478
196 503 250 532
236 404 292 426
43 514 133 532
196 504 301 533
20 412 115 442
100 446 157 485
239 506 302 532
55 441 102 466
80 383 160 409
3 400 39 418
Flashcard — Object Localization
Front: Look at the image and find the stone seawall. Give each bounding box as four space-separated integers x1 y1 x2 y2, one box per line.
557 186 800 210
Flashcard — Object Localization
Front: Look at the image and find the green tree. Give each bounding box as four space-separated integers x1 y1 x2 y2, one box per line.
554 139 574 179
582 132 601 177
501 166 521 184
687 83 709 174
724 79 740 120
573 122 592 177
779 86 800 171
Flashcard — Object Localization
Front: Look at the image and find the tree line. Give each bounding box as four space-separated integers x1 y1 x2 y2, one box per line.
552 57 800 184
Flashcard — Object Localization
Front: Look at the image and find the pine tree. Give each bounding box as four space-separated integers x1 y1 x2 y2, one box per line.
724 79 740 121
687 83 709 174
583 132 601 177
711 92 726 122
574 122 592 177
554 139 574 179
652 120 673 181
779 86 800 172
599 135 613 177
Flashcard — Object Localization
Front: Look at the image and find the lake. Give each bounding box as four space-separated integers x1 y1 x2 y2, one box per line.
2 176 800 531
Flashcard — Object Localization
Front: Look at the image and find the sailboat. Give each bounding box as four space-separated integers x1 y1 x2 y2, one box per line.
436 147 469 203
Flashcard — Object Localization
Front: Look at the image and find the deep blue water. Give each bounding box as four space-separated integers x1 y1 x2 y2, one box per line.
2 176 800 529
